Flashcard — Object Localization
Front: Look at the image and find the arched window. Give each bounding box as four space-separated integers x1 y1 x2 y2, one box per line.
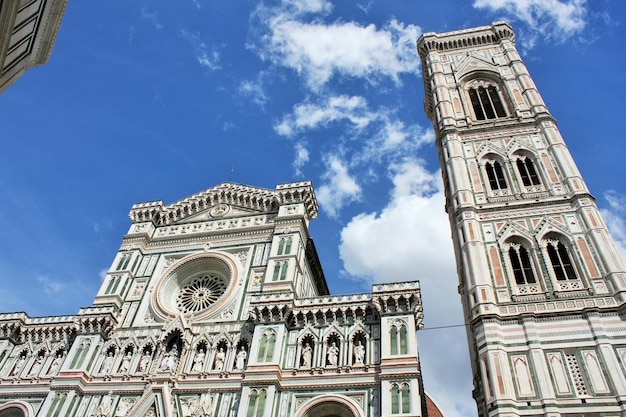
468 85 507 120
276 237 292 255
271 261 288 281
257 331 276 363
546 240 577 281
391 383 411 414
246 389 267 417
390 322 408 355
0 407 26 417
508 245 536 285
284 237 292 254
485 160 507 190
116 253 132 271
516 157 541 186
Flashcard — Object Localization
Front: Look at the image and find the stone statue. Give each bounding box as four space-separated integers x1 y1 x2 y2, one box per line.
159 345 179 373
196 392 213 417
235 347 247 370
114 398 133 417
91 392 113 417
354 341 365 365
301 343 312 368
10 355 26 376
118 352 132 374
100 351 115 374
182 394 213 417
28 354 44 376
138 351 151 373
327 342 339 366
213 348 225 371
192 348 205 372
48 351 64 374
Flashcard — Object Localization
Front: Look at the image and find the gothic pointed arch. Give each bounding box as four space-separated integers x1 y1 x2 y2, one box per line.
459 71 510 121
297 325 318 344
476 141 507 161
0 400 34 417
501 235 542 294
541 232 582 286
497 221 534 245
294 394 364 417
534 217 572 242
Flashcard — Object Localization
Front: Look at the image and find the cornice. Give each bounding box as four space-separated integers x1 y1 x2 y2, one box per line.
121 230 273 253
451 193 596 221
128 181 318 226
0 312 77 344
470 296 624 328
417 21 515 59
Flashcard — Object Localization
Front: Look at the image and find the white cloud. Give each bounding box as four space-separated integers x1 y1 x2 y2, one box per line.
140 8 164 30
93 218 113 233
37 275 64 296
339 160 452 285
276 94 433 203
339 159 474 417
180 30 221 71
239 77 269 109
473 0 587 44
251 1 421 91
316 155 361 217
293 142 310 176
280 0 333 16
275 95 371 137
364 118 434 161
600 190 626 261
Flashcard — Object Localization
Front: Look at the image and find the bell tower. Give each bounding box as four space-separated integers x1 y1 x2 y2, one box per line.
418 22 626 416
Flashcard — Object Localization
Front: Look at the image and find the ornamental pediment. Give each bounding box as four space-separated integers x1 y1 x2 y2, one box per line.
455 53 499 80
129 181 318 226
174 204 265 225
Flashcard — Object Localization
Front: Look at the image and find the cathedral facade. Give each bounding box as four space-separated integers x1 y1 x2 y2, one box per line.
418 22 626 416
0 181 430 417
2 20 626 417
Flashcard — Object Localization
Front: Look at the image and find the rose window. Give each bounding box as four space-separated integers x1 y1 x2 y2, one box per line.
153 253 236 319
176 274 227 313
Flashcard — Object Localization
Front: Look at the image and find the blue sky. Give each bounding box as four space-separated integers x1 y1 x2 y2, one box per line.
0 1 624 416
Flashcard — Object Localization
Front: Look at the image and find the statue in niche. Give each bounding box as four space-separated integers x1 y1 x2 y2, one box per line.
213 348 225 371
182 394 213 417
301 343 312 368
118 351 132 374
48 351 64 374
159 345 179 373
100 351 115 374
10 354 26 376
195 392 213 417
181 397 197 417
354 341 365 365
28 353 44 376
192 348 205 372
327 342 339 366
91 391 114 417
138 350 151 373
235 347 247 370
114 398 133 417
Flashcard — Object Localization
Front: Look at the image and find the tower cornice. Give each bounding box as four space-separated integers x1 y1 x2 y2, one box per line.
417 21 515 59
